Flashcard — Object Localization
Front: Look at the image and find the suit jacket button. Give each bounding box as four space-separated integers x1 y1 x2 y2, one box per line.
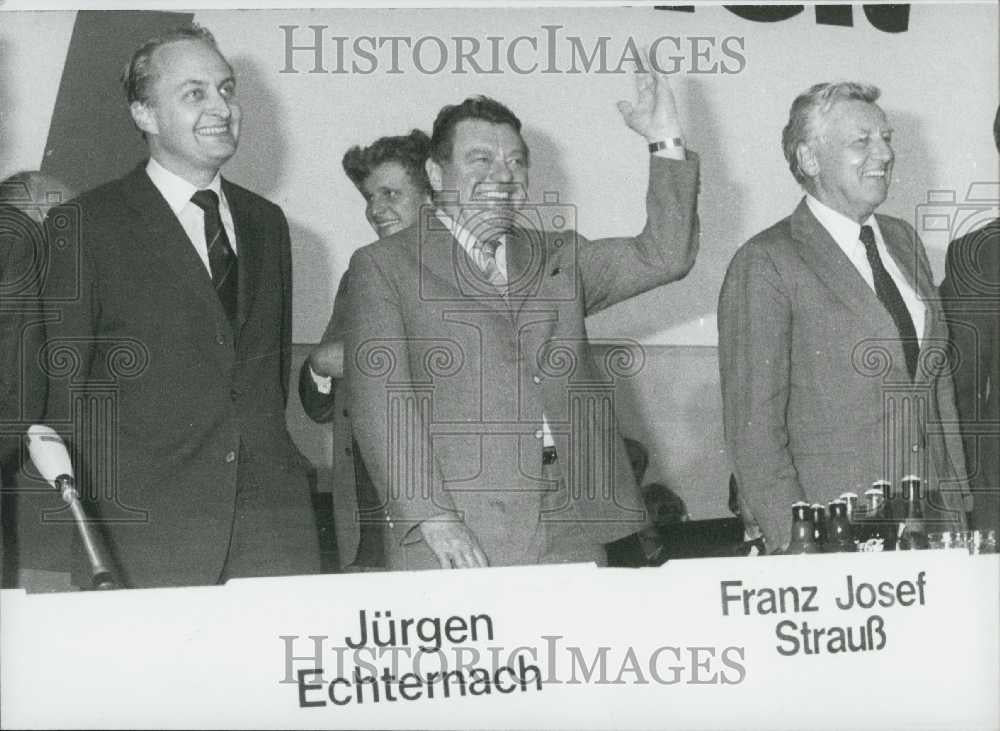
534 429 543 440
225 450 236 463
216 334 225 345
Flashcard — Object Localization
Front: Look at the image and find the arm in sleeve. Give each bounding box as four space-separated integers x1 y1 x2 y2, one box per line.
298 359 337 424
0 206 48 427
299 272 353 423
277 209 294 408
41 201 96 427
576 154 700 316
939 237 980 438
717 242 803 551
343 248 458 538
929 237 971 522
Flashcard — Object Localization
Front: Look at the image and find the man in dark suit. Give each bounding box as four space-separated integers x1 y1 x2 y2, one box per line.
41 24 319 588
939 106 1000 535
718 82 969 552
1 192 47 585
1 172 76 592
344 63 700 570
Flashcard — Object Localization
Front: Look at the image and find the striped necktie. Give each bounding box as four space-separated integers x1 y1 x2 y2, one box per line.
476 238 507 295
191 189 238 326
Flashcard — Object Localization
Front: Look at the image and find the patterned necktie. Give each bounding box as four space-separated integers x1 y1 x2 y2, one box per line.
191 189 238 326
860 224 918 380
476 239 507 295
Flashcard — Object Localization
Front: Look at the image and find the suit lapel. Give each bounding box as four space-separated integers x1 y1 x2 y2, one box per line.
223 179 258 335
791 198 914 380
507 225 551 323
877 214 939 384
120 165 223 317
416 212 512 319
877 213 935 303
508 227 562 349
790 198 885 322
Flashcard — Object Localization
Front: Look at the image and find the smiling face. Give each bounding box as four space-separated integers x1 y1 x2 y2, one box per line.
360 161 430 239
801 99 894 223
426 119 528 240
130 39 241 187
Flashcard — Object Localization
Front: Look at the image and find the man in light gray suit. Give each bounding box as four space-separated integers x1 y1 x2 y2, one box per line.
345 64 699 570
718 82 969 552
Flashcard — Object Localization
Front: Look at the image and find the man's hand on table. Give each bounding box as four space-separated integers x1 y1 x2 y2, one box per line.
419 513 489 569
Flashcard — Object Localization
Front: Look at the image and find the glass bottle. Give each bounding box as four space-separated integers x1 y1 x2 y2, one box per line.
897 475 928 551
810 503 827 549
825 500 856 552
839 492 860 523
856 486 888 551
787 502 821 554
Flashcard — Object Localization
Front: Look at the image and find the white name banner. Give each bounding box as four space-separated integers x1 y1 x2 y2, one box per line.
2 551 997 729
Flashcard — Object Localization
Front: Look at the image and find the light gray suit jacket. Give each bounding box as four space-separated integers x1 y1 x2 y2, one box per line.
718 198 970 550
344 155 700 569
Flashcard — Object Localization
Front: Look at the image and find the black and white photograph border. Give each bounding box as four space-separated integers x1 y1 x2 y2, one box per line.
0 1 997 729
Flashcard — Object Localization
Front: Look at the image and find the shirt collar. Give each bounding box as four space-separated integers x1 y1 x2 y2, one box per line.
146 157 223 217
805 193 880 247
432 208 509 254
433 208 487 255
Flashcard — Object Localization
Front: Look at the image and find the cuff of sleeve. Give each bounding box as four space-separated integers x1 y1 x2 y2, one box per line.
309 364 333 395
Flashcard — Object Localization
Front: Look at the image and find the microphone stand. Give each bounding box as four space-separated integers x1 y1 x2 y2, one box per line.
53 475 118 590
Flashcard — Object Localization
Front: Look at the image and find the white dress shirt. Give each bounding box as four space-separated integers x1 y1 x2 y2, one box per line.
806 194 925 343
145 157 237 274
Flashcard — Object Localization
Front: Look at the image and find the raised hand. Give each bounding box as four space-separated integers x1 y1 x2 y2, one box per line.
616 48 685 145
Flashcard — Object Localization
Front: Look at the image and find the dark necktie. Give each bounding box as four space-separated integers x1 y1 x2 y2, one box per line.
191 189 238 326
860 224 918 380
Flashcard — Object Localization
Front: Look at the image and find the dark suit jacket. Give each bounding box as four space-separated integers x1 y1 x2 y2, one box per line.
718 199 970 550
940 219 999 532
1 204 50 579
42 164 317 588
344 155 700 569
1 204 48 435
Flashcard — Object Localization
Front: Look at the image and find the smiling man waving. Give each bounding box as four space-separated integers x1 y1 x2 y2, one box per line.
343 58 700 571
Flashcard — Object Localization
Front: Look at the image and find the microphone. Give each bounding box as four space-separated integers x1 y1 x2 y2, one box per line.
26 425 118 590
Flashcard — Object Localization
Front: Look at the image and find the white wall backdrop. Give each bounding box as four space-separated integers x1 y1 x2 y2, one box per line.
2 5 997 343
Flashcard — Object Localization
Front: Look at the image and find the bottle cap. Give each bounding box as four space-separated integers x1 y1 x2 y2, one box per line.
902 478 922 500
791 503 811 521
